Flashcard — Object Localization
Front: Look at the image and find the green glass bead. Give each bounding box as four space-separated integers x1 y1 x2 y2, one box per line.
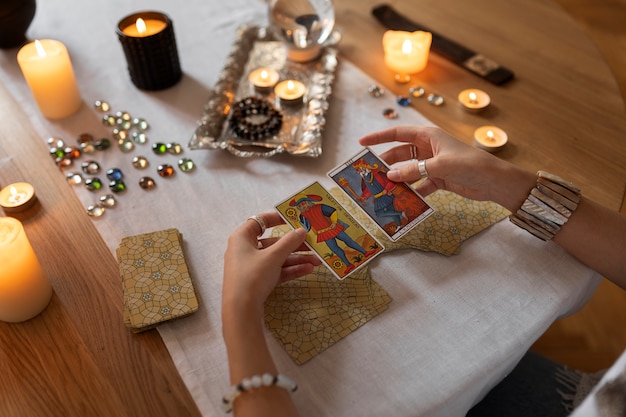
152 143 168 154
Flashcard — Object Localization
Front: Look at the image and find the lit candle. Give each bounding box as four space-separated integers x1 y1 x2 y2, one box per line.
0 217 52 323
274 79 306 105
121 17 167 37
16 39 82 120
248 68 280 93
458 88 491 112
382 30 432 82
473 125 508 152
0 182 37 213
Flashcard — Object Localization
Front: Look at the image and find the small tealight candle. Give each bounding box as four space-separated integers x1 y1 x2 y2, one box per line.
274 80 306 105
0 217 52 323
382 30 432 83
0 182 37 213
16 39 82 120
474 126 508 152
248 68 280 93
458 89 491 112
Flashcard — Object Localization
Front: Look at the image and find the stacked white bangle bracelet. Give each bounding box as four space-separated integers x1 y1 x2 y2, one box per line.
222 373 298 413
509 170 581 241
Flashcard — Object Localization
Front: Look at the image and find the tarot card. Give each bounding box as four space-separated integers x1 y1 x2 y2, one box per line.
275 181 385 280
328 147 434 241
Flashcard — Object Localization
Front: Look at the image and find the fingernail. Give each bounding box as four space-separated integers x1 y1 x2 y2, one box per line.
387 169 400 180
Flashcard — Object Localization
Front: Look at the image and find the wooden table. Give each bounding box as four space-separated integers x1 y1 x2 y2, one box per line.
1 1 624 416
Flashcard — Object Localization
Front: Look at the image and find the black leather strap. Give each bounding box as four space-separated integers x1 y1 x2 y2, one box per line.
372 4 514 85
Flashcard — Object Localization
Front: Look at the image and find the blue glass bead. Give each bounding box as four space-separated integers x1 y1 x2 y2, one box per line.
396 96 411 107
106 168 124 181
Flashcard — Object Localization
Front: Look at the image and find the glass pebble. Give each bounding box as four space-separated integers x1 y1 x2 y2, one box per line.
166 143 183 154
112 128 128 141
152 143 168 154
94 137 111 150
106 168 124 181
47 137 65 148
109 180 126 193
132 156 149 169
118 139 134 153
396 96 411 107
139 176 156 189
116 111 131 121
64 146 81 159
56 157 72 168
368 84 384 97
394 74 411 84
383 108 398 119
77 133 93 145
81 160 100 174
157 164 175 177
116 118 132 130
66 172 83 185
50 147 65 158
87 205 105 218
99 194 117 207
85 177 103 191
132 131 148 144
132 118 149 131
102 115 116 126
409 86 425 97
427 93 445 106
94 100 111 112
178 158 195 172
80 142 95 154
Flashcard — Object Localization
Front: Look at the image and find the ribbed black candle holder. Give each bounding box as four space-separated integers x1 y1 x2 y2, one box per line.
116 11 182 90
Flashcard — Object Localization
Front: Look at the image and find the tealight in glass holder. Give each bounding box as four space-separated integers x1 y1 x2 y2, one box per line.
267 0 335 62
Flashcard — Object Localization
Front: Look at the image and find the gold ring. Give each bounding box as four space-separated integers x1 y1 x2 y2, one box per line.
248 215 267 236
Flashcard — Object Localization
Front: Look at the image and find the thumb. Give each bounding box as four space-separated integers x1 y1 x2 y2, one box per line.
268 228 307 258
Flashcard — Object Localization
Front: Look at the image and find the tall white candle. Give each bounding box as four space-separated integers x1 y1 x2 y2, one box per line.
0 217 52 322
17 39 82 120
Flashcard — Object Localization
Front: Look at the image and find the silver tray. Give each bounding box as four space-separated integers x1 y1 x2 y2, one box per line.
188 25 339 158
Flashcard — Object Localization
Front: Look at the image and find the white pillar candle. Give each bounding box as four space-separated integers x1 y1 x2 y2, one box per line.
0 217 52 323
383 30 432 76
474 125 508 152
17 39 82 120
274 79 306 105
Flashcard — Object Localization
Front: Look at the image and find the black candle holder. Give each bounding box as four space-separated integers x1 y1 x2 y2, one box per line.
116 11 182 90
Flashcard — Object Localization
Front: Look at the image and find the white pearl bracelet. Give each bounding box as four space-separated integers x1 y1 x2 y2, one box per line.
222 373 298 413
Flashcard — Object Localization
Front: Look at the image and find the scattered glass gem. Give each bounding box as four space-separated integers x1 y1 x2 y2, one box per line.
139 176 156 189
106 168 124 181
409 86 425 97
94 137 111 150
394 74 411 84
427 93 445 106
99 194 117 207
77 133 95 153
132 131 148 144
132 155 149 169
132 118 149 131
109 180 126 193
152 143 167 154
166 143 183 154
85 177 103 191
50 147 65 158
81 160 100 174
47 137 65 148
57 157 72 168
94 100 111 112
87 205 105 218
102 114 116 126
383 108 398 119
368 84 384 97
157 164 175 177
118 139 134 152
112 128 128 141
116 111 131 121
66 172 83 185
64 146 81 159
396 96 411 107
178 158 195 172
77 133 94 144
116 118 132 130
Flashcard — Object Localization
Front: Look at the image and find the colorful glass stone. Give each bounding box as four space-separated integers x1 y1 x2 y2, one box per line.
102 115 116 126
94 100 111 112
178 158 195 172
47 137 65 148
66 172 83 185
116 118 132 130
132 118 149 131
383 108 398 119
106 168 123 181
157 164 175 177
77 133 94 145
368 84 384 97
50 147 65 158
167 143 183 154
132 156 149 169
118 139 134 153
56 157 72 168
112 128 128 141
94 137 111 150
81 160 101 174
132 131 148 144
109 180 126 193
152 143 168 154
409 86 425 98
99 194 117 207
64 146 81 159
87 205 105 218
394 74 411 84
396 96 411 107
116 111 132 121
427 94 445 106
139 177 156 189
85 177 103 191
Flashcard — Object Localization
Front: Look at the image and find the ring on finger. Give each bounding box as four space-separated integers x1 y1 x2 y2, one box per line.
248 215 267 237
409 145 418 160
417 160 429 177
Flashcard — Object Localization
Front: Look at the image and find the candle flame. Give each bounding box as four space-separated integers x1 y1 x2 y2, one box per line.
260 70 268 81
469 92 477 102
287 80 295 91
136 18 147 34
401 39 413 54
486 130 495 141
35 40 46 57
9 186 17 196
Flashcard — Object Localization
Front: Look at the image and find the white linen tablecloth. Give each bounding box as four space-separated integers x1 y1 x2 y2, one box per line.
0 0 600 415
